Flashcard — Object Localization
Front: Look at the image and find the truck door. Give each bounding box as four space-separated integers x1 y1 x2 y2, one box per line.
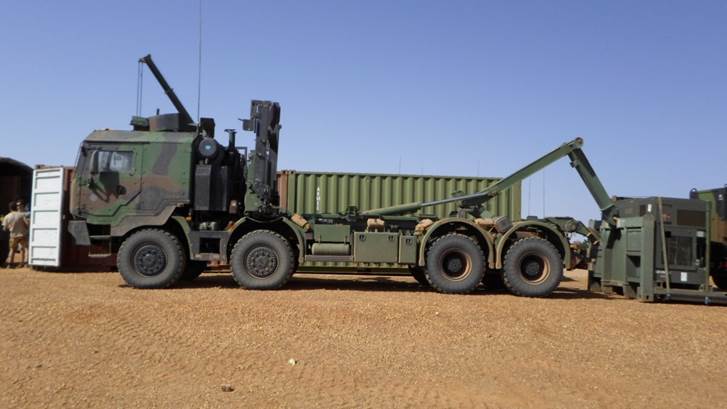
77 144 142 219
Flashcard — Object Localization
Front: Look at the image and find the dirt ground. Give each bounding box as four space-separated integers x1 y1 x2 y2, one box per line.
1 268 726 409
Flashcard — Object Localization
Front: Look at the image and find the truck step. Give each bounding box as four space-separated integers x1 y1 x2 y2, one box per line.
87 253 113 258
305 255 354 262
89 235 112 241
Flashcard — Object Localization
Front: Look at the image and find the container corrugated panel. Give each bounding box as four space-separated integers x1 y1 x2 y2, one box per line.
277 170 521 272
278 170 521 220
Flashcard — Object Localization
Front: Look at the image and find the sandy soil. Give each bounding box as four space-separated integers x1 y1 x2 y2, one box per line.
1 268 726 408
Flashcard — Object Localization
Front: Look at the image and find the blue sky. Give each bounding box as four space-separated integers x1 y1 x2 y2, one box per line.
1 1 725 223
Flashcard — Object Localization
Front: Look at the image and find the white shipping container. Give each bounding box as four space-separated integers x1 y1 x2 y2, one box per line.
28 167 65 267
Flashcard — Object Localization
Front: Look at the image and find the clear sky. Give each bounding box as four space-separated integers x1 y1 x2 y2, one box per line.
1 1 725 223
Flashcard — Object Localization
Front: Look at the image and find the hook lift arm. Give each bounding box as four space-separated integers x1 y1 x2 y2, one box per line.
363 138 618 226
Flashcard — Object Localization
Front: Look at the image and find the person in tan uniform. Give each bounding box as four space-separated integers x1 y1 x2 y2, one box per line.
2 200 29 268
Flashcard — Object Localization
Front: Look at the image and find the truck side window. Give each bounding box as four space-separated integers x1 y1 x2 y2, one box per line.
108 151 134 172
96 150 134 172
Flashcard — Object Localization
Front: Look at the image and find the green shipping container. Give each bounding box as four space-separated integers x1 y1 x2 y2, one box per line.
277 170 521 273
277 170 521 222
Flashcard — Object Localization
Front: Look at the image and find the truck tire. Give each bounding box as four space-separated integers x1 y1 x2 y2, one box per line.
502 237 563 297
117 229 186 289
230 230 295 290
712 269 727 290
182 261 207 281
424 233 485 294
409 266 429 287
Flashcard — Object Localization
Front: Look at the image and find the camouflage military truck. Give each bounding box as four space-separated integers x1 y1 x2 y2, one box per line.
690 187 727 290
68 55 608 296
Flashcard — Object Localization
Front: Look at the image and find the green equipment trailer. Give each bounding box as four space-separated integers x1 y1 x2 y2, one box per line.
67 54 614 296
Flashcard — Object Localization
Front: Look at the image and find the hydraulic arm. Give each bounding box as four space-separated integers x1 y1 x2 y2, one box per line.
362 138 617 222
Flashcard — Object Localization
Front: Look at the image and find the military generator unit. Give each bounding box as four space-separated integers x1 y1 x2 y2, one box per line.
587 196 727 304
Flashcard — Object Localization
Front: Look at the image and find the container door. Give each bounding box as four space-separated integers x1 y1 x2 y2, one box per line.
28 167 65 267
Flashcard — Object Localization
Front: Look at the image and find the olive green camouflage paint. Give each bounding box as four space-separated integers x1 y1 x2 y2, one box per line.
70 130 195 235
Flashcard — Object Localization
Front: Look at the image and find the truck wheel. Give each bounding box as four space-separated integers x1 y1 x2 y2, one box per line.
712 269 727 290
425 233 485 294
230 230 295 290
182 261 207 281
409 266 429 287
117 229 186 289
502 237 563 297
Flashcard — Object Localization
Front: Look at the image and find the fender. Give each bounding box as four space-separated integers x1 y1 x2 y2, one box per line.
280 218 307 263
494 220 571 269
170 216 194 257
227 216 307 264
110 205 177 237
417 218 496 268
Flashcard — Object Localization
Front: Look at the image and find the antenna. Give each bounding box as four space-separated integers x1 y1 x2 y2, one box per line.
196 0 203 124
542 169 546 217
527 178 532 216
135 60 144 116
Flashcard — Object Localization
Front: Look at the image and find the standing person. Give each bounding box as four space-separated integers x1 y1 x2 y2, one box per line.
2 200 29 268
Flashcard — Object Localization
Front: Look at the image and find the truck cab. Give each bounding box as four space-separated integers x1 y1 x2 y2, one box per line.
70 129 195 237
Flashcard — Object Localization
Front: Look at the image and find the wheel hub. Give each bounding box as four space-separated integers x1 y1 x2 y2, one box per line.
520 255 549 283
133 244 167 276
441 252 470 280
525 260 541 276
246 247 279 278
446 257 464 274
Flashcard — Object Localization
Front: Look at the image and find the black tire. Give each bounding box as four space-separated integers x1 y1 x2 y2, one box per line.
117 229 186 289
230 230 295 290
182 260 207 281
712 269 727 291
502 237 563 297
424 233 485 294
409 266 430 287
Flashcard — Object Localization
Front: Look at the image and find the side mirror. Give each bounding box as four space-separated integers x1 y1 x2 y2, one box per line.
90 151 114 174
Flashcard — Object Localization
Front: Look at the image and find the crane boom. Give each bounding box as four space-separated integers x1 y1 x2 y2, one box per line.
139 54 194 126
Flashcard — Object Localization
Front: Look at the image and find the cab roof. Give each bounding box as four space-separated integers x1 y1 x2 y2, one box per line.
84 129 197 144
